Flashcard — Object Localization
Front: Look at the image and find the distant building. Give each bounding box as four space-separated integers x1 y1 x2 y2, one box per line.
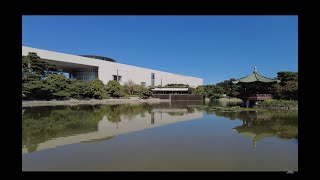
22 46 203 87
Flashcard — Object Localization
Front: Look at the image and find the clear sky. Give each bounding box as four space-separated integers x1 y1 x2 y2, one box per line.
22 16 298 85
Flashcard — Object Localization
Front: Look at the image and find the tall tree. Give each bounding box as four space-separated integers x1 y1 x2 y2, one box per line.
195 85 206 99
22 52 62 81
271 71 298 100
22 52 62 99
216 78 240 97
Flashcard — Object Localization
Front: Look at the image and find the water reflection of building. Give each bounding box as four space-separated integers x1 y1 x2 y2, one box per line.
22 108 203 154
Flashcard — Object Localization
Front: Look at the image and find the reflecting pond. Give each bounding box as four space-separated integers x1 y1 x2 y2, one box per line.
22 101 298 171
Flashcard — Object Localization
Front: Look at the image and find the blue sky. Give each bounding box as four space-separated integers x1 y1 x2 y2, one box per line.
22 16 298 85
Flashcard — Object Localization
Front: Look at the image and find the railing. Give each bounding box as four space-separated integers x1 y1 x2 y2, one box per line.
152 94 203 100
240 94 273 100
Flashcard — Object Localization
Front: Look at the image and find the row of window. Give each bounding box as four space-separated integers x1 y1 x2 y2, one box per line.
72 70 159 87
112 73 153 87
73 67 98 81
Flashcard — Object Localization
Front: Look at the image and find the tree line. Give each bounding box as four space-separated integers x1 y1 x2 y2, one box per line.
195 72 298 100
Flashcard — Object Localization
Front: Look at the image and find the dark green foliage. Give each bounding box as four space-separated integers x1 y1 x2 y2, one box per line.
195 85 206 99
139 88 152 99
87 79 108 99
22 80 45 100
43 74 71 100
210 94 224 99
271 72 298 100
22 53 109 100
277 72 298 83
205 85 225 99
259 99 298 107
67 79 89 99
188 87 195 94
22 53 62 100
194 85 222 99
105 80 124 98
22 52 62 80
216 79 240 97
113 89 127 98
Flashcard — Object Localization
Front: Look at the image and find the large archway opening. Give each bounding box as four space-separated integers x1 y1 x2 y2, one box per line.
42 59 99 81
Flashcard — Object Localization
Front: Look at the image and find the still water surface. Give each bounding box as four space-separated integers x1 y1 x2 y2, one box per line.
22 101 298 171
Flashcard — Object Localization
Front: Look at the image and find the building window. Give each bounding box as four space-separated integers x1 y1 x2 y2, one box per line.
141 82 146 87
113 75 122 82
73 67 98 81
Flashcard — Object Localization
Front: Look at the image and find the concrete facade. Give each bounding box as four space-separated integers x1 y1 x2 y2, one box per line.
22 46 203 87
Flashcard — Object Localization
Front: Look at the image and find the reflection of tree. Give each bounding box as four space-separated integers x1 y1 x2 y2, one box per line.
186 107 195 113
167 112 186 116
207 100 242 107
107 105 122 124
151 112 155 125
22 104 154 152
214 111 298 147
106 104 153 123
22 105 104 152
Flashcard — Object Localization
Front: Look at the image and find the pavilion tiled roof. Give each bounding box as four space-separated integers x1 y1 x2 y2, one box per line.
232 67 280 84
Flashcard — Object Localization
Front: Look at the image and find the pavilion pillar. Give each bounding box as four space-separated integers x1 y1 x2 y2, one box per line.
242 99 249 108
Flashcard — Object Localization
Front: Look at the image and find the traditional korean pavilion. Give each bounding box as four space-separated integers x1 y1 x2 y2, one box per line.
232 67 280 107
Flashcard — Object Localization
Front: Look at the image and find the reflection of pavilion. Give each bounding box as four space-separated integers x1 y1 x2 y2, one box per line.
232 112 276 148
231 111 275 148
233 124 276 149
22 108 203 154
215 110 298 148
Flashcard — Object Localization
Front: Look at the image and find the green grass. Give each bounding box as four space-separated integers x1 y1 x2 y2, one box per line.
260 99 298 107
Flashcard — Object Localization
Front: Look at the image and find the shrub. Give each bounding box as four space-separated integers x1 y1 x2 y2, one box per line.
139 88 151 99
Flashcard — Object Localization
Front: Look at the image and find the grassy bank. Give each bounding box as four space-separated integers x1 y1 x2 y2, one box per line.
22 98 170 107
258 99 298 106
217 98 243 103
190 101 298 113
192 105 270 113
255 99 298 110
